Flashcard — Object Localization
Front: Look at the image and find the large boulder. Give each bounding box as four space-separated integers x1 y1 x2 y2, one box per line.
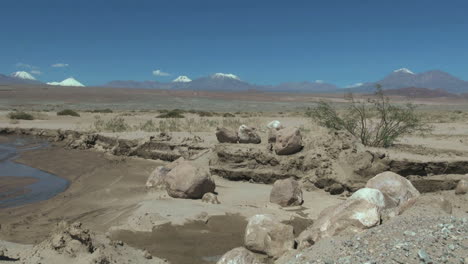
216 247 263 264
349 188 386 209
244 214 294 258
270 178 303 207
365 171 420 212
216 127 239 143
455 179 467 195
146 157 184 189
165 161 216 199
297 198 381 249
146 166 171 189
274 128 303 155
238 125 261 144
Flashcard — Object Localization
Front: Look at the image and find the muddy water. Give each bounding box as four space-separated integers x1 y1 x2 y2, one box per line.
0 136 69 208
112 214 248 264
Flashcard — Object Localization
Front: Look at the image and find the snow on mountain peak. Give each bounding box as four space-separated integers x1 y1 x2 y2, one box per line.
212 73 240 80
345 82 364 88
172 76 192 83
47 77 85 87
393 68 415 75
11 71 36 80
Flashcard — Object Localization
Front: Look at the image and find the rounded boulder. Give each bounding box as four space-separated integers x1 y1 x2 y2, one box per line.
165 161 216 199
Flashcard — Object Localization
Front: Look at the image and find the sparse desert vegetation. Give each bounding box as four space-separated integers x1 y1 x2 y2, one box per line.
8 111 34 120
0 88 467 264
309 86 430 147
57 109 80 117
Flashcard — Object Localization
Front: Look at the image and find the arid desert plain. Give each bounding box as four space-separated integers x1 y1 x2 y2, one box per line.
0 85 467 264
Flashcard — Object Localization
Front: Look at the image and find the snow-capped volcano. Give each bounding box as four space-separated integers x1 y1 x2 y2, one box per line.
212 73 240 80
393 68 415 75
172 76 192 83
11 71 36 80
47 77 85 87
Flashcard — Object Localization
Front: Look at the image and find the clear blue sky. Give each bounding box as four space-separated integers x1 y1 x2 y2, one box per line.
1 0 467 87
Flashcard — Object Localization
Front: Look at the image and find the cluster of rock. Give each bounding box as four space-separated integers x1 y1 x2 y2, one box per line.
216 121 304 156
297 171 420 249
3 127 466 194
146 157 217 200
211 126 390 190
0 127 209 162
217 171 425 263
216 125 261 144
0 221 167 263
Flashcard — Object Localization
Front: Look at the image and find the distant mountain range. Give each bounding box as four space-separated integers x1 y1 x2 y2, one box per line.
0 72 85 87
105 73 340 93
1 68 468 95
104 69 468 94
0 72 42 85
349 68 468 94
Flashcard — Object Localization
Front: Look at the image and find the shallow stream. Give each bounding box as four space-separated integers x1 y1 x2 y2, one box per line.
0 137 69 208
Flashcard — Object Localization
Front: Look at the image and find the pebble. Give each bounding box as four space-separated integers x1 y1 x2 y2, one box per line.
418 249 433 264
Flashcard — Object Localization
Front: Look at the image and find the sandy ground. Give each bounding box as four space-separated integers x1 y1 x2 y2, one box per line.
1 87 468 263
0 138 342 263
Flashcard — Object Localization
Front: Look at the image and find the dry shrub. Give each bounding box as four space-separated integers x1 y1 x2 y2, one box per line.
309 85 430 147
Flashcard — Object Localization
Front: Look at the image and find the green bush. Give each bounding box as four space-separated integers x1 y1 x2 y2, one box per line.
223 113 235 118
309 85 430 147
89 108 113 113
196 111 213 117
8 111 34 120
157 109 185 118
57 109 80 117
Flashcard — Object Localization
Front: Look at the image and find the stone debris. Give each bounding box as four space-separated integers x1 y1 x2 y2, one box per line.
202 192 220 204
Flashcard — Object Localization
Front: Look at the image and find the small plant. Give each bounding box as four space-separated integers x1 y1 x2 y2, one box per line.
309 85 430 147
158 119 182 132
157 109 185 118
93 116 130 132
8 111 34 120
89 108 113 113
223 113 235 117
57 109 80 117
196 111 213 117
105 117 130 132
139 119 158 132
